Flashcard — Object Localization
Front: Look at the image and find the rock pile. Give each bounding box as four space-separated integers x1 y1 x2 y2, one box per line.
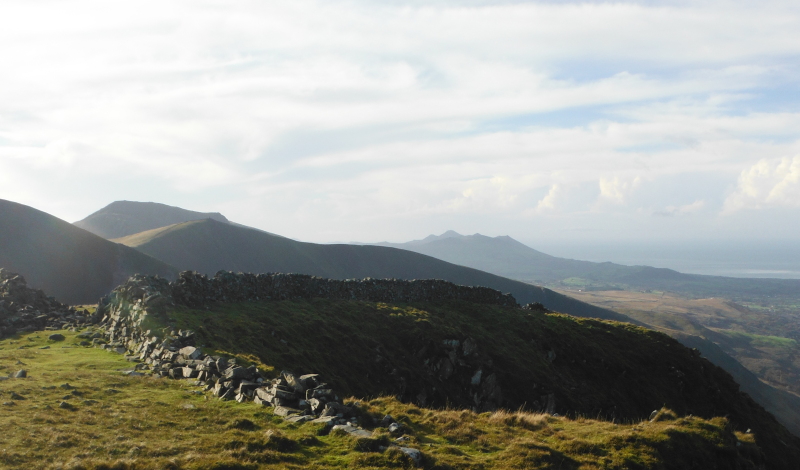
133 336 358 424
0 269 98 338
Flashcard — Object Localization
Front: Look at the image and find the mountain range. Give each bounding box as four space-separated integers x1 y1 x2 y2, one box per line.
371 230 800 300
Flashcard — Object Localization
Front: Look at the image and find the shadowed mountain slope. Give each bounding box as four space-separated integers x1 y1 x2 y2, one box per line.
74 200 230 239
113 219 630 322
0 199 178 304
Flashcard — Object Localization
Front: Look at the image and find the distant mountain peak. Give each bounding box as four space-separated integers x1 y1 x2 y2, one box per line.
74 200 230 240
422 230 463 241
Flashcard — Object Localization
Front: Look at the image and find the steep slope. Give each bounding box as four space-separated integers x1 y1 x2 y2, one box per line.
0 199 177 304
74 200 230 239
113 219 630 322
91 272 800 469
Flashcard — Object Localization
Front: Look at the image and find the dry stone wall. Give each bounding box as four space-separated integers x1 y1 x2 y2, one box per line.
0 269 98 338
169 270 520 308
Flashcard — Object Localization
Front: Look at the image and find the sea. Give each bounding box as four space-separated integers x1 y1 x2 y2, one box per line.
532 240 800 280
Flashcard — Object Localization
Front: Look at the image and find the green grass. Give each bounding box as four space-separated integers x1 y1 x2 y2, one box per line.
0 329 764 469
717 330 798 349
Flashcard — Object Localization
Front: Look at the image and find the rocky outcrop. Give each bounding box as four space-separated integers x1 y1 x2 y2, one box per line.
0 269 98 338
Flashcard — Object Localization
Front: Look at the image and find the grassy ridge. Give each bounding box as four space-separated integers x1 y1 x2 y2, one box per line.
0 330 766 469
162 298 800 469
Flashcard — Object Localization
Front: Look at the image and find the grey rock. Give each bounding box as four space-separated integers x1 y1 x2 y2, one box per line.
255 387 274 403
12 370 27 378
471 369 482 386
212 383 227 397
310 416 336 426
237 381 259 395
398 447 422 467
332 424 373 438
224 366 250 381
179 346 202 360
306 388 333 400
273 406 302 417
380 414 394 427
282 371 305 393
285 414 314 423
388 422 402 433
299 373 320 389
48 333 66 341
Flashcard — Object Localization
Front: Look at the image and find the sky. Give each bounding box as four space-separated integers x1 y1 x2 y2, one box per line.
1 0 800 247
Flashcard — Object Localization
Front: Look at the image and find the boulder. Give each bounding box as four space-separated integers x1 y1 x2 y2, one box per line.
179 346 202 360
224 366 250 381
273 406 302 417
48 333 66 341
398 447 423 467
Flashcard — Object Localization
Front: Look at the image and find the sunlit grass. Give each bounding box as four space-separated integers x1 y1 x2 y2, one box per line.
0 329 762 469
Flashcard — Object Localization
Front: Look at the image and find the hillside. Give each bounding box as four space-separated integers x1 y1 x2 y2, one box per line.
112 218 629 322
74 271 800 469
559 288 800 436
0 199 177 304
74 200 231 239
0 329 769 469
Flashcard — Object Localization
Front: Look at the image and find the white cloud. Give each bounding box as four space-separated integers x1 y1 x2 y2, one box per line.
598 176 642 204
723 156 800 212
654 199 706 217
532 184 562 213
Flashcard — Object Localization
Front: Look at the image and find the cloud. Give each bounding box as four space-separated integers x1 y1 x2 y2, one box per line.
531 184 562 214
653 199 706 217
723 156 800 213
598 176 641 204
0 0 800 242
